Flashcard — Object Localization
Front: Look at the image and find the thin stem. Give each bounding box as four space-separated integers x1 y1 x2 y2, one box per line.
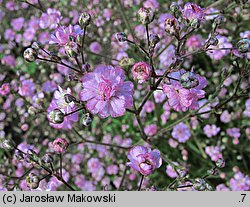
72 128 130 150
138 175 144 191
126 39 150 57
59 153 62 178
37 57 81 73
118 165 128 190
145 24 150 49
81 26 87 64
115 0 136 41
64 107 85 117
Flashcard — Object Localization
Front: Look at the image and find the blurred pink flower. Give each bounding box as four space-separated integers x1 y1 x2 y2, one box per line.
182 3 205 22
172 122 191 143
40 8 62 29
80 65 134 118
52 138 69 153
144 124 157 136
0 83 11 96
49 25 83 46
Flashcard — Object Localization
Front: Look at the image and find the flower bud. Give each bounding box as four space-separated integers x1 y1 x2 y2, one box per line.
216 158 225 168
165 17 180 35
23 48 38 62
65 41 79 58
132 62 152 83
214 15 224 25
64 94 76 103
31 42 41 50
52 138 69 153
28 106 37 115
207 168 219 176
48 109 65 124
1 139 16 150
149 34 160 48
119 57 135 69
82 113 92 126
170 2 179 13
193 178 206 191
208 36 218 46
79 12 91 27
138 7 154 25
26 173 40 189
180 71 199 89
116 32 127 42
190 18 200 29
42 153 54 164
82 63 91 72
237 39 250 53
15 150 24 161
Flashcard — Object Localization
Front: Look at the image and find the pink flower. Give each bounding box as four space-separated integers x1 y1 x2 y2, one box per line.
132 62 152 83
203 124 220 138
182 3 205 22
18 79 35 97
127 146 162 176
80 65 134 118
163 69 207 112
144 124 157 136
205 146 223 161
229 171 250 191
0 83 11 96
11 17 25 31
52 138 69 153
40 8 62 29
49 25 83 46
227 128 241 139
172 122 191 143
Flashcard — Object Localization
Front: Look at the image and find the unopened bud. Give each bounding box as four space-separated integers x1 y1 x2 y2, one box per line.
82 113 92 126
119 57 135 69
28 106 37 115
138 7 154 25
193 178 206 191
191 18 200 29
216 158 225 168
23 48 37 62
1 139 16 150
31 42 41 50
42 153 54 164
208 36 218 46
237 39 250 53
79 12 91 27
170 2 179 13
214 15 224 25
180 72 199 89
26 173 40 189
65 41 79 58
149 34 160 48
116 32 127 42
48 109 65 124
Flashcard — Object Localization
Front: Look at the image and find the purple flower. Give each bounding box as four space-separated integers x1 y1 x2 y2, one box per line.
89 41 102 54
230 171 250 191
144 124 157 136
203 124 220 138
80 65 134 118
182 3 205 22
52 138 69 153
163 69 207 112
227 128 241 139
49 25 83 46
18 79 35 97
172 122 191 143
40 8 62 29
127 146 162 176
205 146 223 161
11 17 25 31
0 83 11 96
